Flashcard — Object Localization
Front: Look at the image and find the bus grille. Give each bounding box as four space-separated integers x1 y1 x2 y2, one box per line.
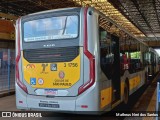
23 47 79 63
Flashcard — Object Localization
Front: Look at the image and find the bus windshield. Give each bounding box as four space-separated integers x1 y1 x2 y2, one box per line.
23 15 78 42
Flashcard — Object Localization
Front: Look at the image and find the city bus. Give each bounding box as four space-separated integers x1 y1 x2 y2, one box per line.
15 7 159 112
147 48 159 78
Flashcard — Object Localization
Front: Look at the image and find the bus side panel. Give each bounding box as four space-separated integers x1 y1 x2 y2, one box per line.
16 83 28 110
89 9 113 111
124 70 145 96
76 83 99 111
16 19 29 110
100 86 112 109
120 80 125 101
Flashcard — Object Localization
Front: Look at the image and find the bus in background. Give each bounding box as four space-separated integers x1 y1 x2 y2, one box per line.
15 7 159 112
120 42 159 83
147 48 159 78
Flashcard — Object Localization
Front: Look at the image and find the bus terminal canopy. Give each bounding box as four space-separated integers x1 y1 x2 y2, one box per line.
0 0 144 38
0 0 160 43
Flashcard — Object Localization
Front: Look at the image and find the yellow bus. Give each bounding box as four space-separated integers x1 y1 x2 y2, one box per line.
15 7 159 112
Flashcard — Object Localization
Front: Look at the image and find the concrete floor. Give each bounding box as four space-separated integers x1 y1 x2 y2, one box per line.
0 95 17 111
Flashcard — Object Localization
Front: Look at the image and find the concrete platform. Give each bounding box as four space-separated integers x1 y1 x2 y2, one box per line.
0 95 17 111
0 89 15 98
143 89 156 120
124 73 159 120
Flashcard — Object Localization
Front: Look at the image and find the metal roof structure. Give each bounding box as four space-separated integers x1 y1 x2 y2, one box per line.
0 0 80 16
0 0 159 42
108 0 160 41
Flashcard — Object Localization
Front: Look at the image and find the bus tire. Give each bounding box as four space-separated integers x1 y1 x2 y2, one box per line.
124 82 129 104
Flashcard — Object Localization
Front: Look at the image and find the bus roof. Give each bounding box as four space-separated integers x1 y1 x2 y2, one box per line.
25 7 80 16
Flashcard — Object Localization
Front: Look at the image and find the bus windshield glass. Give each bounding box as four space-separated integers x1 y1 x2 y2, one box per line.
23 15 78 42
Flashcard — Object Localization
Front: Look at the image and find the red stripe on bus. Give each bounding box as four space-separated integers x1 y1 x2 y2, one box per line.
78 8 95 95
16 18 28 93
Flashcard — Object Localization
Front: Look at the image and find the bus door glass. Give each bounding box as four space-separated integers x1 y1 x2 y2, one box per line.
99 25 121 101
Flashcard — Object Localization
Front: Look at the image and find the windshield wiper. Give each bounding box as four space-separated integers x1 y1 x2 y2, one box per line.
62 16 68 35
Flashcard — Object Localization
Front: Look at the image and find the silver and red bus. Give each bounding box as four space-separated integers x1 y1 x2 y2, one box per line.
15 7 159 112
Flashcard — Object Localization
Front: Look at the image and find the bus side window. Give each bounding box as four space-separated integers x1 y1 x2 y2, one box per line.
122 52 129 70
99 26 113 80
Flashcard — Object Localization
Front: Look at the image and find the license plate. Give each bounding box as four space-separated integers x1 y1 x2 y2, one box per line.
39 103 59 108
44 89 58 95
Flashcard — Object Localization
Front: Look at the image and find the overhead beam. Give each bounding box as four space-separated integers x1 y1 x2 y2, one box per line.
0 20 15 40
0 33 14 40
0 20 14 33
145 41 160 48
0 12 18 20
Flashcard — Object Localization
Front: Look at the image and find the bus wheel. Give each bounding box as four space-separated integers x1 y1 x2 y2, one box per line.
124 82 129 104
